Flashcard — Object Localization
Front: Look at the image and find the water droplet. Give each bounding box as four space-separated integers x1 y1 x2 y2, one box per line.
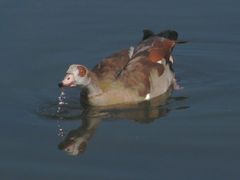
56 90 67 137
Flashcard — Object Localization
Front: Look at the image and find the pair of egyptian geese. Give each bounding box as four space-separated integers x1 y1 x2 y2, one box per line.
59 29 185 107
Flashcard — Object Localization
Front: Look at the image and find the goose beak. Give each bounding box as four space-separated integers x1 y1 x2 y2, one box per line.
58 74 77 88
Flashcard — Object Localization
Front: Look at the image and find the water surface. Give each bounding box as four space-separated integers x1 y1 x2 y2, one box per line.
1 0 240 179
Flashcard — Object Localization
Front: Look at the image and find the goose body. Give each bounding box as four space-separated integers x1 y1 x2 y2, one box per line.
59 30 182 107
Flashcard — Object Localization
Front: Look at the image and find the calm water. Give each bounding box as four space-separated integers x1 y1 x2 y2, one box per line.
1 0 240 179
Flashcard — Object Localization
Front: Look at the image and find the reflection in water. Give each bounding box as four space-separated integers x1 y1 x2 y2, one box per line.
38 90 188 156
58 97 170 156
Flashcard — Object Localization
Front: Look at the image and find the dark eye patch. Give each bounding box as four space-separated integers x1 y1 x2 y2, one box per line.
77 66 87 77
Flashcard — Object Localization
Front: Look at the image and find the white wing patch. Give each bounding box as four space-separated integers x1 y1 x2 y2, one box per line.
145 93 150 100
169 55 174 64
128 46 134 59
157 60 162 64
157 59 166 65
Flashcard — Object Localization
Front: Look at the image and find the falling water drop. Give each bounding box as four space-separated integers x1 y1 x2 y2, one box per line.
56 89 67 137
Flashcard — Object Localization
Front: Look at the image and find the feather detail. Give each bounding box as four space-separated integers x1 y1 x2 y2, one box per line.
144 93 150 100
128 46 134 59
169 55 174 64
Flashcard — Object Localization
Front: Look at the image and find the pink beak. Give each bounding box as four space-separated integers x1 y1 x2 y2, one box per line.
58 74 76 88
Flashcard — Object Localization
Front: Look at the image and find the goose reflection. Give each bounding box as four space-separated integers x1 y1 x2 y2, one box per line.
57 90 184 156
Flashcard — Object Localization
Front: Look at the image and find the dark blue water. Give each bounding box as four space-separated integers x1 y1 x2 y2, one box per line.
1 0 240 179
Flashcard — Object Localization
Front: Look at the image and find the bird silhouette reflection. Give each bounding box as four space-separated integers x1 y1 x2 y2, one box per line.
58 90 173 156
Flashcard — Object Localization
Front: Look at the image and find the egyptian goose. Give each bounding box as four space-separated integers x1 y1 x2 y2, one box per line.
58 30 183 107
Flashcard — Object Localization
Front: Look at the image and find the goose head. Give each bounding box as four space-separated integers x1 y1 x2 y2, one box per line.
58 64 90 88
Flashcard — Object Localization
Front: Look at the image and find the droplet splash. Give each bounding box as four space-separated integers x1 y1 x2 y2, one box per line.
57 125 65 137
56 90 68 137
57 90 68 113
